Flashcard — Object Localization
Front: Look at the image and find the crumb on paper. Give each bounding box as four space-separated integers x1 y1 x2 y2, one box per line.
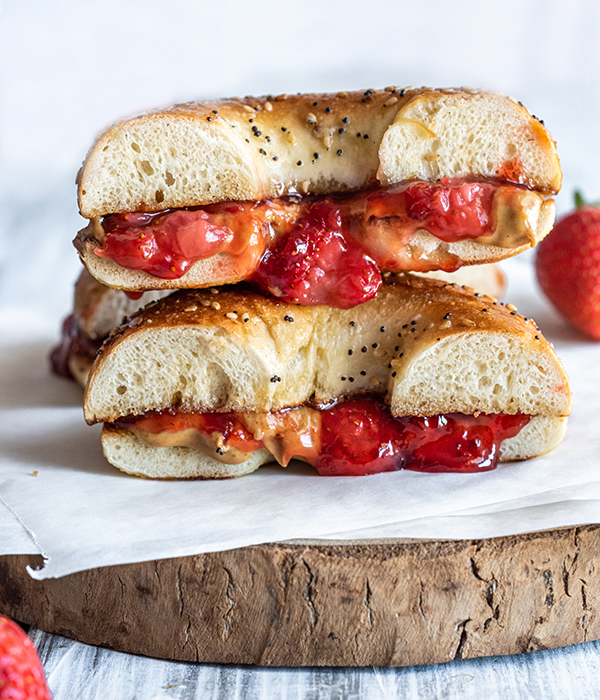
32 471 38 476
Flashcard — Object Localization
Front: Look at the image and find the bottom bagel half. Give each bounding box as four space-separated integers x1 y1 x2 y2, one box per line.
84 274 572 479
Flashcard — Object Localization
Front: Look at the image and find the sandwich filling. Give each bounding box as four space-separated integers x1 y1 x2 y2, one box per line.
93 178 543 308
110 397 530 475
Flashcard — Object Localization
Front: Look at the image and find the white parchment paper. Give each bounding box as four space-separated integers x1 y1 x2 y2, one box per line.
1 257 599 579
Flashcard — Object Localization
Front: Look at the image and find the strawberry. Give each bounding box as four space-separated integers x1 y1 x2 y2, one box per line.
536 192 600 340
252 202 382 308
0 616 51 699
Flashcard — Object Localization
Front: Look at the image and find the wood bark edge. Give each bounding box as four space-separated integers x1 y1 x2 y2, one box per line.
0 526 598 667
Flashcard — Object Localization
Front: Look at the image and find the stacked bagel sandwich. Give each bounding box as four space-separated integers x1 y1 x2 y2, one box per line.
59 86 571 478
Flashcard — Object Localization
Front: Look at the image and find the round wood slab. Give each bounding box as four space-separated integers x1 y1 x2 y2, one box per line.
1 526 598 667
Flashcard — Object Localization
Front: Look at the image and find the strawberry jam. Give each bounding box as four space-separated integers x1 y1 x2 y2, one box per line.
50 314 102 381
114 398 530 476
95 179 504 308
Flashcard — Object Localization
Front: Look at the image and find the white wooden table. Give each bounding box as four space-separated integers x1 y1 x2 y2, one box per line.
32 628 600 700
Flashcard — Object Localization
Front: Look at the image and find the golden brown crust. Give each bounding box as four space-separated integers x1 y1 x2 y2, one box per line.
78 87 561 218
84 274 572 424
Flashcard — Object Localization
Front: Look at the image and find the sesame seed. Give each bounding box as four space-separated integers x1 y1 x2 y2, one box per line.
443 312 452 320
184 305 198 312
380 326 385 332
337 91 347 98
325 107 332 113
212 110 218 114
313 101 318 106
201 299 211 307
348 349 353 355
272 156 278 161
384 86 396 92
363 134 369 139
276 94 287 101
360 370 366 376
338 128 345 134
506 303 517 312
297 160 302 166
243 105 254 113
392 372 397 378
384 97 398 107
341 376 347 381
270 375 281 383
259 148 266 155
342 117 350 123
265 101 273 111
348 377 354 382
361 346 367 353
535 335 540 340
307 113 317 124
226 312 238 320
372 343 378 349
337 149 343 156
210 288 219 294
460 318 476 327
356 132 361 137
313 152 320 159
211 301 221 310
349 321 356 326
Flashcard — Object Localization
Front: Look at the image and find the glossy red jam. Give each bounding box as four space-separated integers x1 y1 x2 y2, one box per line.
114 398 530 476
50 315 102 380
95 179 502 308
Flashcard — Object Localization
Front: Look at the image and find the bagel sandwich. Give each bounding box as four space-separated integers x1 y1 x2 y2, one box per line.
75 87 560 308
50 268 171 384
51 264 506 387
83 273 571 479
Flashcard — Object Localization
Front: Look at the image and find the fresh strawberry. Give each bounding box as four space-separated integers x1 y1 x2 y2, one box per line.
252 202 382 308
0 616 51 700
536 192 600 340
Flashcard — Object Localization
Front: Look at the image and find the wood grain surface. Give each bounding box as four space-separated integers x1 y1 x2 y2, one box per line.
1 526 599 667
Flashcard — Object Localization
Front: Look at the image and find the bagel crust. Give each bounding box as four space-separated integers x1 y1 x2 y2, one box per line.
84 274 571 423
78 87 561 218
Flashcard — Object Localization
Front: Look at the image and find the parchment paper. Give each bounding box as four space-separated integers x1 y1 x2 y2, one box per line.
1 257 598 579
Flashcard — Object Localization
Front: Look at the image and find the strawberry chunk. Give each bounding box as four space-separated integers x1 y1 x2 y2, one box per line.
252 202 382 308
315 399 529 476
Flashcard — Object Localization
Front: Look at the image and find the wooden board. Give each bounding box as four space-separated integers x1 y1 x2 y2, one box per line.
1 526 598 667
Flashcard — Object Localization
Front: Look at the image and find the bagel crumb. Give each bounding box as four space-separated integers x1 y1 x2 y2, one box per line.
369 377 380 386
